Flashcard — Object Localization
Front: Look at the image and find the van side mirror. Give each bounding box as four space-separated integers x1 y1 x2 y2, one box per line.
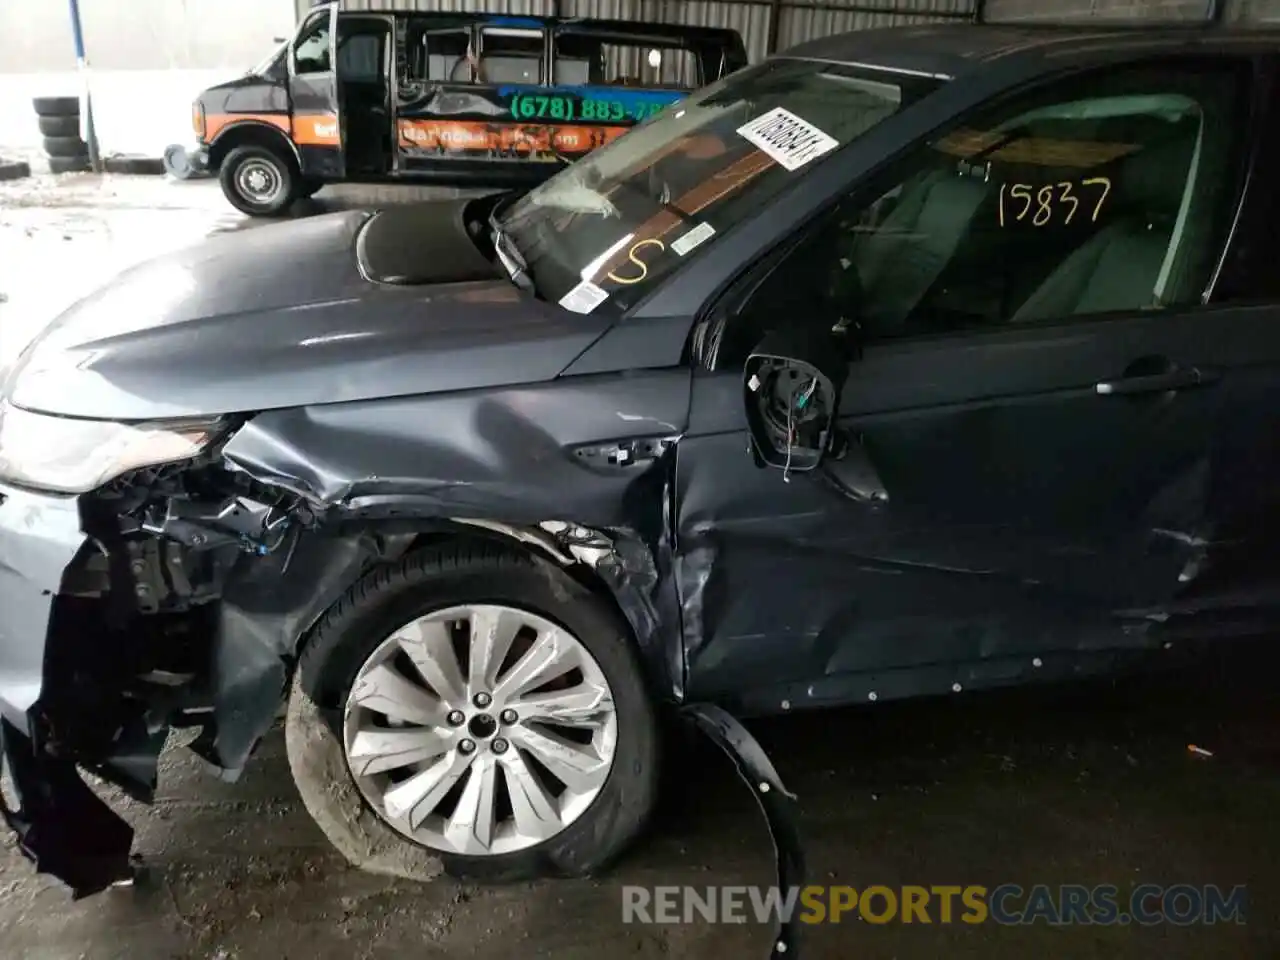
743 330 848 473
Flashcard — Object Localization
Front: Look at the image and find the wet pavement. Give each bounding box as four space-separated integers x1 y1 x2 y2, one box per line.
1 175 1278 960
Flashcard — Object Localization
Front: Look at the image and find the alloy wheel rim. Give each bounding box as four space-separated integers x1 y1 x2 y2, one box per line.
236 158 283 204
342 604 618 856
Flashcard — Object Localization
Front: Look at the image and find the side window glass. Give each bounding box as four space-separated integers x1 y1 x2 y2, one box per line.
553 35 698 88
294 16 332 75
721 62 1245 364
419 28 472 83
479 28 544 85
553 35 600 85
601 43 698 88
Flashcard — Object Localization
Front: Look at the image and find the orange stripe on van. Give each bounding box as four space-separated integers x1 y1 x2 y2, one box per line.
398 119 627 156
204 113 290 143
293 113 341 146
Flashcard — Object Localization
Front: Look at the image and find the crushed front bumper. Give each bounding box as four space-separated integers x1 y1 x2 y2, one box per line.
0 478 384 895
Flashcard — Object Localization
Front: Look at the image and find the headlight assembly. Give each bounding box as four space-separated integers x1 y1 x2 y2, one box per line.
0 401 223 494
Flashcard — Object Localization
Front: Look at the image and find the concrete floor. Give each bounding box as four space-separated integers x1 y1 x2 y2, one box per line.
0 174 1278 960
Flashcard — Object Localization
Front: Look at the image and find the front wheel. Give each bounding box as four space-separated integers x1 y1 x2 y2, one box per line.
218 144 296 216
286 543 659 883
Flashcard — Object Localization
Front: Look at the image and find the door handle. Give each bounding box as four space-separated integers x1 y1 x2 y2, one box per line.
1095 366 1216 397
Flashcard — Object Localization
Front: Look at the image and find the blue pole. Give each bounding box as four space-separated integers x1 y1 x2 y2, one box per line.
67 0 102 172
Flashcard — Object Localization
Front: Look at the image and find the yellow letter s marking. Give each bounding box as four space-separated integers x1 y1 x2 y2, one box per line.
607 238 666 285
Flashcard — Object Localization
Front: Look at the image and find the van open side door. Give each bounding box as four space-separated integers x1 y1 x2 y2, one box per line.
288 1 345 179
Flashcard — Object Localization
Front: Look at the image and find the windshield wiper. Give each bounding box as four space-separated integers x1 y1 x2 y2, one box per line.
609 172 697 227
489 207 535 294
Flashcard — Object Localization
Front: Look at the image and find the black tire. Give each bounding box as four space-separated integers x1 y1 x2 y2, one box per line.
286 543 659 884
32 96 80 118
48 155 91 174
218 144 297 216
42 135 88 159
104 155 165 176
38 115 79 137
0 160 31 182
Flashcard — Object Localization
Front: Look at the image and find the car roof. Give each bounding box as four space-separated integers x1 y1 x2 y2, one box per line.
783 22 1280 80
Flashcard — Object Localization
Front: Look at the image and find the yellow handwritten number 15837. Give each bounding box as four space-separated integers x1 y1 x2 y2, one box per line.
998 177 1111 227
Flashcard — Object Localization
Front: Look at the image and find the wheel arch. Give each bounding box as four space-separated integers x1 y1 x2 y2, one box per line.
341 518 674 698
208 121 300 173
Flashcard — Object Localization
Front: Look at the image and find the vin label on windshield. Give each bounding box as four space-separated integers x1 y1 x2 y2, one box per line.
736 107 838 172
559 279 610 314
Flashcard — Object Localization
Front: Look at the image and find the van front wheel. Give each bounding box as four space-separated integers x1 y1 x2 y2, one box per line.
219 144 297 217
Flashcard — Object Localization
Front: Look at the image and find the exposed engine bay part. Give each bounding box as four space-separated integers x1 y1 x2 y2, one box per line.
684 703 806 960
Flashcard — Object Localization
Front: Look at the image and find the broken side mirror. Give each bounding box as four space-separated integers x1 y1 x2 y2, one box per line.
744 329 848 473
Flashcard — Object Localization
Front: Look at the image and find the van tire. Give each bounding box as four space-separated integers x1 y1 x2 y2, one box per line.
285 543 660 885
219 144 297 217
38 115 80 137
43 136 89 159
32 96 80 118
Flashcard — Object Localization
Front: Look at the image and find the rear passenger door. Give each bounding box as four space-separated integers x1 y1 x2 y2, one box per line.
1183 52 1280 598
679 56 1258 704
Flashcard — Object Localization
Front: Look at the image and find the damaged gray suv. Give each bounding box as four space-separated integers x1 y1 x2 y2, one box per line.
5 22 1280 911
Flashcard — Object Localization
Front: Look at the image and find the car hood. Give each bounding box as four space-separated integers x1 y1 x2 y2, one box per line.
4 202 611 421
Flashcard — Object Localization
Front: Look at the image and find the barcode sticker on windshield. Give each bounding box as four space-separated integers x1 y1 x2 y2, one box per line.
671 222 716 256
736 107 838 172
559 279 609 315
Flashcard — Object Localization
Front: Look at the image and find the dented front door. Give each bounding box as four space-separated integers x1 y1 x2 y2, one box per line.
676 312 1220 709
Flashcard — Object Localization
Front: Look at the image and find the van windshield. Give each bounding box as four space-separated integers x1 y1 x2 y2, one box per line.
249 40 288 77
496 57 942 314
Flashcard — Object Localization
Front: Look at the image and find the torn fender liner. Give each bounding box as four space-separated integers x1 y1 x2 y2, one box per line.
0 719 134 897
683 703 806 959
191 528 391 774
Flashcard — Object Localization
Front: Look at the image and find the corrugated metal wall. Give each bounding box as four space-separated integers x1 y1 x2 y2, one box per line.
298 0 1280 68
314 0 976 62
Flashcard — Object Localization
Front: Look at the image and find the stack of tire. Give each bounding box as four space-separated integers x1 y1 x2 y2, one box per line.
33 97 91 174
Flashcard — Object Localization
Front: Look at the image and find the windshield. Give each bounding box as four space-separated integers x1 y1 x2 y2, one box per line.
497 57 942 314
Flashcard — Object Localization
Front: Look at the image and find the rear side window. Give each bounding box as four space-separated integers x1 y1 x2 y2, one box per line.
422 28 471 83
480 28 544 85
603 42 699 88
554 34 700 88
